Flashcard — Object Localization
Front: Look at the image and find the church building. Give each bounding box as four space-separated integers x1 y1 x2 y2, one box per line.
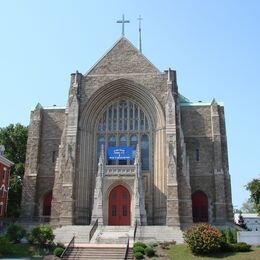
20 36 233 229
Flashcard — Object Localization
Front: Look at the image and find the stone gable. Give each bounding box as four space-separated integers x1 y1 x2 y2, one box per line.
87 37 160 75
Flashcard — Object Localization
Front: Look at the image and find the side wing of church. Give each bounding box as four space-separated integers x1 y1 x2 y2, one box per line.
20 37 233 228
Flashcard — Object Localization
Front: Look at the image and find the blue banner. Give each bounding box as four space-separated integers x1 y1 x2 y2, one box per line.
107 146 134 160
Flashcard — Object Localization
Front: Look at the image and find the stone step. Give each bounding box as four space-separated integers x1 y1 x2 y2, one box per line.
62 247 133 260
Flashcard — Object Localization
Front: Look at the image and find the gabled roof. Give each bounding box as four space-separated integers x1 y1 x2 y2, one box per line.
86 37 161 76
0 155 14 167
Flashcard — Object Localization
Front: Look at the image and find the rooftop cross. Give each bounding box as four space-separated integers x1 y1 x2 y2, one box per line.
137 15 143 53
117 14 130 36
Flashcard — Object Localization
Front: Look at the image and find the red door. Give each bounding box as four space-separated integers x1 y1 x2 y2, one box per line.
192 191 208 222
43 191 52 216
109 185 131 225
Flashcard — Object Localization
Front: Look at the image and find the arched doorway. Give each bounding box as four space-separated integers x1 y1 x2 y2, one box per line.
42 191 52 216
108 185 131 225
192 191 208 222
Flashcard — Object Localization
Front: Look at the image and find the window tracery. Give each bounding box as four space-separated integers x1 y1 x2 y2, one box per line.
96 99 151 170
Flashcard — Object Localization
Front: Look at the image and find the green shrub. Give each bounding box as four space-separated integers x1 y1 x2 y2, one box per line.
144 246 155 257
27 224 54 246
225 228 234 244
134 241 147 248
148 241 158 248
0 236 12 255
232 242 251 252
53 247 64 257
160 240 176 249
133 251 144 259
219 241 234 252
233 228 238 243
184 223 222 255
133 246 145 254
6 223 26 243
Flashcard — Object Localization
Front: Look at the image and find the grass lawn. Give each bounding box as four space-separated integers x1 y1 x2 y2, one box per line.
167 244 260 260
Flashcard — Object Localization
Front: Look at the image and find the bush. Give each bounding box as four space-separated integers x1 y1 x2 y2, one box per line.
0 236 12 255
225 228 234 244
133 246 145 254
144 246 155 257
160 240 176 249
233 228 238 243
184 223 222 255
133 251 144 259
6 223 26 243
53 247 64 257
133 241 147 249
232 242 251 252
148 241 158 248
27 224 54 246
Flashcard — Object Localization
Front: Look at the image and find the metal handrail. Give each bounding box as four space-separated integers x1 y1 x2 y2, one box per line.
124 236 130 260
60 235 75 259
89 218 99 242
133 220 138 242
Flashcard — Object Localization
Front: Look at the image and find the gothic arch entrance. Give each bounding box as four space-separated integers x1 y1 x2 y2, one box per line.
42 191 52 216
192 191 208 222
108 185 131 225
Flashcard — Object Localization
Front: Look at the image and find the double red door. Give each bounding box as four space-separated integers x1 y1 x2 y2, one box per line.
109 185 131 225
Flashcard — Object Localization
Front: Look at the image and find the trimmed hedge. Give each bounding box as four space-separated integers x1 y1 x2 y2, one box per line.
133 251 144 259
133 246 145 254
53 247 64 257
144 246 155 257
232 242 251 252
133 241 147 248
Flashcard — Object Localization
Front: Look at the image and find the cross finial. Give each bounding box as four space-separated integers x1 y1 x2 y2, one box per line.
137 15 143 53
117 14 130 36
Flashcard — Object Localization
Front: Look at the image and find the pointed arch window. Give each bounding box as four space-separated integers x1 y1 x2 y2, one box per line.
96 99 151 169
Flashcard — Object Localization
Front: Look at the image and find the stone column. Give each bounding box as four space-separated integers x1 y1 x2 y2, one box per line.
20 104 43 220
165 69 180 226
134 144 147 225
91 146 104 225
211 100 227 224
52 71 82 226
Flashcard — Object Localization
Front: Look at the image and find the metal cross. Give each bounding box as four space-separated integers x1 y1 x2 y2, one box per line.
137 15 143 53
117 14 130 36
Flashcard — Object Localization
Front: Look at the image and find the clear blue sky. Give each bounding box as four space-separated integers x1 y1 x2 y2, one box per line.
0 0 259 210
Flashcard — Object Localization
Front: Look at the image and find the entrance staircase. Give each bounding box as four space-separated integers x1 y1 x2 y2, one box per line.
61 245 133 260
54 225 183 259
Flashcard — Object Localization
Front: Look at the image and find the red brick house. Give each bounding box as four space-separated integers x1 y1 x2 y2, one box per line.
0 146 14 218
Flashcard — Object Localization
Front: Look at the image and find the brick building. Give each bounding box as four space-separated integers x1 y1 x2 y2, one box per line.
20 37 233 229
0 146 14 218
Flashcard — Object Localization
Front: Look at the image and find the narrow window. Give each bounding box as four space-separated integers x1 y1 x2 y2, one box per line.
97 136 105 161
141 135 149 170
195 149 200 161
52 151 57 163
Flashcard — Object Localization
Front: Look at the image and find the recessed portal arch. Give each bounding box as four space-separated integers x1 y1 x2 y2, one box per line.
108 185 131 225
192 190 208 222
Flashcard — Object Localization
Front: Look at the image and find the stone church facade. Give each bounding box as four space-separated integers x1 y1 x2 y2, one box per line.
20 37 233 228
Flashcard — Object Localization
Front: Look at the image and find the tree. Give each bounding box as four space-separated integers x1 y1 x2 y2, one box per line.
245 178 260 215
240 199 258 214
0 123 28 217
